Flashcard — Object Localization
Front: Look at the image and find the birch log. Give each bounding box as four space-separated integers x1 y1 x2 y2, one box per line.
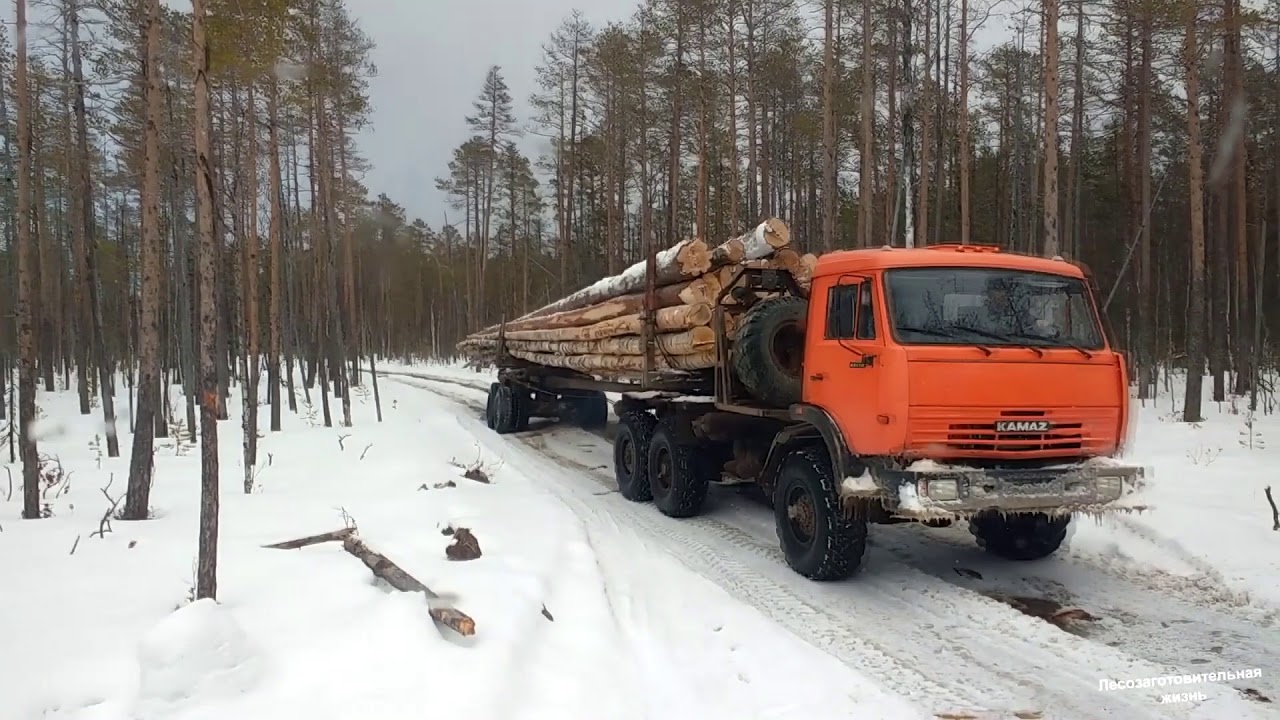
507 347 718 372
473 275 721 337
472 218 789 334
462 327 715 356
492 304 712 342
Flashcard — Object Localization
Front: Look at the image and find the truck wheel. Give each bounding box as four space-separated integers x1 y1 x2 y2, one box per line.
969 512 1070 561
614 410 657 502
732 296 808 406
512 385 530 431
485 383 499 429
647 419 709 518
566 391 608 430
491 386 517 430
773 445 868 581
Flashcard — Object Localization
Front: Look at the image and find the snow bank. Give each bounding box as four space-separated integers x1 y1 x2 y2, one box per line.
1063 376 1280 610
134 599 262 716
1 370 926 720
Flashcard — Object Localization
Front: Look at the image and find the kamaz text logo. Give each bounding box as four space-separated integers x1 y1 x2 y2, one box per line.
994 420 1051 433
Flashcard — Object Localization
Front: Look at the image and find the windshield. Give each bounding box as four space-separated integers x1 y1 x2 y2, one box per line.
884 267 1105 350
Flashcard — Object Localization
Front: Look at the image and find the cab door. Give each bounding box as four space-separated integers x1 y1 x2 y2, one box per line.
803 275 884 454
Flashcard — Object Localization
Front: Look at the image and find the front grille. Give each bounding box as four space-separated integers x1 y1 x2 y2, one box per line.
948 410 1082 453
909 407 1116 459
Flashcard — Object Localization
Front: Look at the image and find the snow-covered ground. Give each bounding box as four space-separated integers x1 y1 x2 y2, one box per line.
5 361 1278 719
389 358 1280 612
1 373 922 720
374 358 1280 718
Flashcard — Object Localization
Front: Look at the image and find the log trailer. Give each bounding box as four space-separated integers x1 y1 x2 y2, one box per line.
479 243 1145 581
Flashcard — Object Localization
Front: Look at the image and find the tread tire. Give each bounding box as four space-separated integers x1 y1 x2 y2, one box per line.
614 410 657 502
732 296 809 406
511 384 530 432
773 445 868 581
969 512 1070 561
485 383 499 429
493 384 517 435
647 418 710 518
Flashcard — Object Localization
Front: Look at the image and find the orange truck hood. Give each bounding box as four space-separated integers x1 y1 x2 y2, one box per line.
903 348 1125 459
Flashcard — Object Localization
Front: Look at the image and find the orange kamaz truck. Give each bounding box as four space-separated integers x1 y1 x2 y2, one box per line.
483 244 1144 581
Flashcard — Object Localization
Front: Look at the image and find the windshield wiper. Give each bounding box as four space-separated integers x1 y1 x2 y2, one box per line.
952 324 1039 353
1002 330 1094 359
897 325 993 356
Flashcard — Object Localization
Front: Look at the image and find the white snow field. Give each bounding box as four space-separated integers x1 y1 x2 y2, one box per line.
1 363 1276 720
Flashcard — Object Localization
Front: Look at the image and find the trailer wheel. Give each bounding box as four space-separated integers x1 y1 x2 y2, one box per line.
510 384 530 432
969 512 1070 561
485 383 499 429
565 391 608 430
493 384 522 435
647 419 709 518
773 445 867 581
614 410 657 502
732 296 808 406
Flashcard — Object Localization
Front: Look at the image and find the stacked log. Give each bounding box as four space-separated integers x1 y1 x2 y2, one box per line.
457 218 815 380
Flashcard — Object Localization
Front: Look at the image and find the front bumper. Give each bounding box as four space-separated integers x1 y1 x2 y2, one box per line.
870 462 1146 518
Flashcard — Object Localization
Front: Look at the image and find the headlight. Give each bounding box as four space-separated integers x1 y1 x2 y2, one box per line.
1097 475 1124 496
923 478 959 501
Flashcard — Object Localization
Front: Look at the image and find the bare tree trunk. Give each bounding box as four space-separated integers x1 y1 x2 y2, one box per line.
123 0 165 520
1042 0 1060 257
243 84 260 491
821 0 837 252
268 76 284 432
1181 0 1206 422
16 0 41 520
859 0 874 247
192 0 220 601
958 0 970 245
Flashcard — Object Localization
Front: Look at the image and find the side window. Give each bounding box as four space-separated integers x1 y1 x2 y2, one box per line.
825 283 859 339
856 282 877 340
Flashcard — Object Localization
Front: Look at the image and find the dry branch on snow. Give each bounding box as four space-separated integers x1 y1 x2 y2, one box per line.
266 527 476 636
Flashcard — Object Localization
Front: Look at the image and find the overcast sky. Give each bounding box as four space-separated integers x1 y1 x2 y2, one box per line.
352 0 639 228
352 1 1016 229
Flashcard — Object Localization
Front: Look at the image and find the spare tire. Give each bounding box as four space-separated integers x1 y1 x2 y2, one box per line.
732 295 808 406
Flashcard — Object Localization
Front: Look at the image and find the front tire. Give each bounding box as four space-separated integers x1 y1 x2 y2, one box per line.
773 445 868 581
614 410 657 502
969 512 1070 561
647 419 709 518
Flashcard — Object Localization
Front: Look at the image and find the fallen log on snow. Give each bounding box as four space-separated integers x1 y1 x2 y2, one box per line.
265 528 477 637
262 527 356 549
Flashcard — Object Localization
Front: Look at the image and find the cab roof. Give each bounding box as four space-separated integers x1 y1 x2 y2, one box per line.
813 244 1087 279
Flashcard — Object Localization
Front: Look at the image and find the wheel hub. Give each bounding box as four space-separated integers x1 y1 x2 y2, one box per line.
655 449 673 492
620 435 635 476
786 488 816 544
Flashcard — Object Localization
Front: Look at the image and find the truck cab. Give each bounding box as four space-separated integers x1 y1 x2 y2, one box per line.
729 244 1144 580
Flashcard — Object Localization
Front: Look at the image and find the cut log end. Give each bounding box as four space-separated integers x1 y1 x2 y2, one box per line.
264 528 477 638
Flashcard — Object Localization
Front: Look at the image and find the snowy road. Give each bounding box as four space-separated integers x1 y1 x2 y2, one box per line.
383 369 1279 720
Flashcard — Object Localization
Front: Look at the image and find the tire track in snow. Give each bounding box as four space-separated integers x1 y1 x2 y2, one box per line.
387 374 1264 719
384 370 1275 617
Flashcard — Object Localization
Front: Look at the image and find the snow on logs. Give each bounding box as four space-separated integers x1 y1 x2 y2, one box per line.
458 218 817 379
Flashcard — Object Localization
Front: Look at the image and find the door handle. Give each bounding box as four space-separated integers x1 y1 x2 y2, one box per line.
809 373 826 381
